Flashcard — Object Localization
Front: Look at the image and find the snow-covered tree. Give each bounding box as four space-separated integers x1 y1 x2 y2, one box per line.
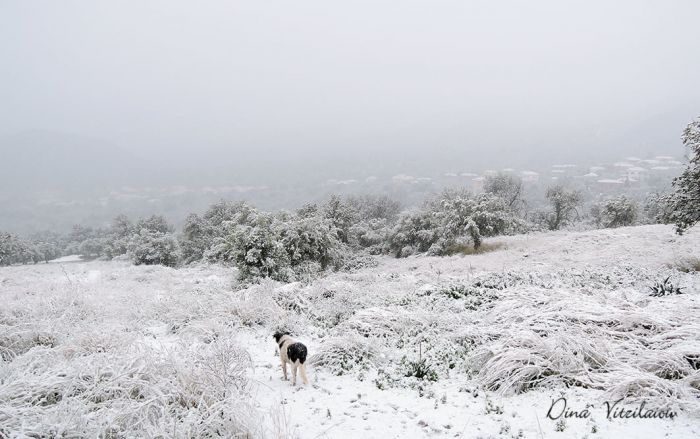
484 174 524 211
277 214 345 271
664 117 700 234
224 214 292 281
388 190 522 257
322 195 354 243
128 215 180 266
543 185 582 230
591 195 638 228
347 194 402 222
202 201 258 263
103 214 134 258
135 215 173 235
127 229 180 267
179 213 213 263
0 232 27 266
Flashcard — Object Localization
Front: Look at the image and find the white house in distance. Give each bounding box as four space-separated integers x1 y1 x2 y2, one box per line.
626 166 646 182
521 170 539 183
472 176 485 192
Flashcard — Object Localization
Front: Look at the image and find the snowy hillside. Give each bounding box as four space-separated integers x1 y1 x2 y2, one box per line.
1 224 699 438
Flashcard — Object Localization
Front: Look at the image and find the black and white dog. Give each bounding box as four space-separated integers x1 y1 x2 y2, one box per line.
273 331 309 385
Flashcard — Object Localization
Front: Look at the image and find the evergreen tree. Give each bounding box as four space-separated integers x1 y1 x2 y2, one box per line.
665 118 700 234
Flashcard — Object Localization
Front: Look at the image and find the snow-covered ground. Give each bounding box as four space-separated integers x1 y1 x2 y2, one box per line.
1 224 699 438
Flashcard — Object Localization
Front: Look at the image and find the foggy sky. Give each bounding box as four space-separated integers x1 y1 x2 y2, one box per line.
1 0 699 181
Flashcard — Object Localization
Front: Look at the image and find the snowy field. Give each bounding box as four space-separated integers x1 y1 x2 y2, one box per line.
1 224 699 438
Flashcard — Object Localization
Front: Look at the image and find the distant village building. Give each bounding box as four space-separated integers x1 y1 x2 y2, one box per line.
626 166 646 182
472 176 485 192
521 170 539 183
596 178 625 193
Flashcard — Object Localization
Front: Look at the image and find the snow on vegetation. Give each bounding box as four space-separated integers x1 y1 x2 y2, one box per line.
1 224 699 438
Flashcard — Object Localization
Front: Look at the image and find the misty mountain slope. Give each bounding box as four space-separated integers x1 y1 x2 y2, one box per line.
1 224 698 438
0 130 151 193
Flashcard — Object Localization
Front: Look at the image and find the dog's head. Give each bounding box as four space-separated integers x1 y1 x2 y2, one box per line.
272 330 290 343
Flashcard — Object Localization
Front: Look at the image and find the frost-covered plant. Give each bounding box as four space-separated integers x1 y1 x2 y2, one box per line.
0 232 33 266
309 336 378 375
484 173 525 211
128 230 180 267
649 277 683 297
179 213 213 263
277 215 345 271
225 214 292 282
543 185 582 230
591 195 638 228
102 214 133 259
387 190 521 257
663 117 700 234
180 201 258 264
403 357 438 382
127 218 180 267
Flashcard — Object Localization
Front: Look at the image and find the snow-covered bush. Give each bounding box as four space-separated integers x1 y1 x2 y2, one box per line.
77 237 106 259
0 232 36 265
309 335 379 375
224 211 347 282
642 192 672 225
541 185 582 230
484 173 524 211
224 214 293 281
179 213 213 263
183 201 258 263
387 190 522 257
346 194 402 222
591 195 638 228
102 214 133 259
663 117 700 234
127 216 180 267
649 277 683 296
278 215 346 271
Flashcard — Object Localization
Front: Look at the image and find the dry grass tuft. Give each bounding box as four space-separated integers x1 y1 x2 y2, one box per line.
446 241 505 256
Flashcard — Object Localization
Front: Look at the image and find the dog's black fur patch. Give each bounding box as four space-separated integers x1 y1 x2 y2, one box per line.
287 342 307 364
273 331 289 343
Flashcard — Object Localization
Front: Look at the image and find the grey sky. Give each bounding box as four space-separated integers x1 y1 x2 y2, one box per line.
1 0 699 179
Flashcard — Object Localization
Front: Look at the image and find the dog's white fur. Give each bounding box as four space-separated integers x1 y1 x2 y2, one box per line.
277 334 309 385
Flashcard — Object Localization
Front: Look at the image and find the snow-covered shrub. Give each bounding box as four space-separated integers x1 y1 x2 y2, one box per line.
77 237 106 259
224 214 293 282
179 213 213 263
62 224 111 258
402 357 438 382
346 194 402 222
663 117 700 234
0 232 32 266
224 211 347 282
321 195 354 243
649 277 683 296
309 335 379 375
541 184 582 230
278 215 346 271
184 201 259 264
641 192 672 225
102 214 133 259
590 195 638 228
387 190 522 257
128 230 180 267
666 256 700 273
484 173 524 211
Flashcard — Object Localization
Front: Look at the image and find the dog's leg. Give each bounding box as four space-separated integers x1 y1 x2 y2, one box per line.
300 363 309 385
291 363 298 386
281 358 288 381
